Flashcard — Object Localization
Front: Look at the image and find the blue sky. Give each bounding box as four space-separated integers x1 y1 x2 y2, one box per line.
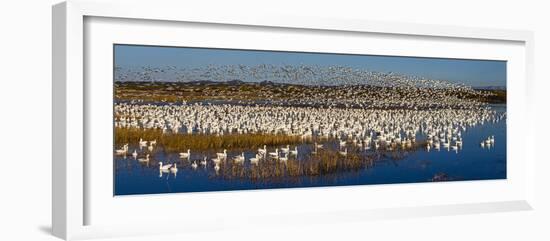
114 44 506 87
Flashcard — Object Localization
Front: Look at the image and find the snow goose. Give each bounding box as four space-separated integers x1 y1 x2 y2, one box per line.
179 149 191 159
158 162 172 170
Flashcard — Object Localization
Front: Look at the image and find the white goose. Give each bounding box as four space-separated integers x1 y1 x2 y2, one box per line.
233 152 245 163
339 148 348 156
216 149 227 159
138 154 150 163
131 149 138 159
212 157 222 165
249 154 260 164
139 138 148 146
200 157 207 166
169 163 178 172
115 144 128 155
315 142 324 149
179 149 191 159
289 146 298 155
268 148 279 158
339 140 346 147
258 145 267 155
279 153 288 162
280 145 290 153
158 162 172 170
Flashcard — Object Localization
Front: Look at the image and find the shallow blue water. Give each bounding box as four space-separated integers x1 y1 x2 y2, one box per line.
114 105 506 195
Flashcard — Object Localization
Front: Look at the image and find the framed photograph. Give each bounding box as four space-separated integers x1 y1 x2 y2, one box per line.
53 0 535 240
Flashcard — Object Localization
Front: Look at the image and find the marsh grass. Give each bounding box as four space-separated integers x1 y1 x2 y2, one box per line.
213 148 375 182
116 127 429 182
208 140 429 182
115 127 309 152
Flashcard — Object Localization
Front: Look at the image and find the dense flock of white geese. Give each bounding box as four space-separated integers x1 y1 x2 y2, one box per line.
115 103 502 139
114 64 505 171
115 101 504 162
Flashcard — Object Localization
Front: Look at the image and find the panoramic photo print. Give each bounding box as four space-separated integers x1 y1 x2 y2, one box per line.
113 44 506 195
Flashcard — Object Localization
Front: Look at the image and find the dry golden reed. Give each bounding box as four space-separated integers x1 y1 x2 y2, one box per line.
115 127 308 152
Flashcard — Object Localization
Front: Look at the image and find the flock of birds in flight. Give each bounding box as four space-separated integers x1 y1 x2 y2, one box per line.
116 64 476 90
114 64 504 174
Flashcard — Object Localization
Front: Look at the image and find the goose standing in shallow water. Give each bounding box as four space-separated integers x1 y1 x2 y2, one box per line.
280 145 290 153
279 153 288 162
249 154 260 164
289 146 298 156
339 139 346 147
200 157 207 166
216 149 227 159
339 148 348 156
268 149 279 159
233 152 245 163
258 145 267 155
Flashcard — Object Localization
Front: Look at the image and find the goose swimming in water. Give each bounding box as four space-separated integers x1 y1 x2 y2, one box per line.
169 163 178 172
179 149 191 159
138 154 150 163
212 157 222 164
158 162 172 170
139 138 147 147
115 144 128 155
